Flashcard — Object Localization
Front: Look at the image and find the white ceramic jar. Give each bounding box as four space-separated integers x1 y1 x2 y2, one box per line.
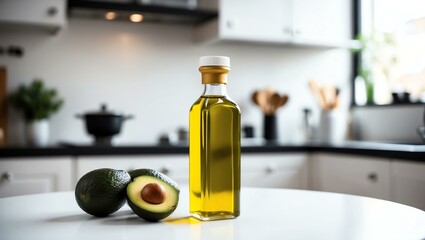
318 110 347 143
25 120 49 147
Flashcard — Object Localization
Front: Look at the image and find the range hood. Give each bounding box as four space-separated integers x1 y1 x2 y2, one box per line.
68 0 217 24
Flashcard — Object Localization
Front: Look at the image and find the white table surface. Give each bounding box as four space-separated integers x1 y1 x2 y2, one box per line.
1 187 425 240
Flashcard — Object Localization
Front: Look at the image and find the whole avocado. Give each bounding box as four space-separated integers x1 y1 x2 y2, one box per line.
75 168 131 217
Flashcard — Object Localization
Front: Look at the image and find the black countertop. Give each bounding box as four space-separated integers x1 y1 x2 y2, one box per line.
1 141 424 162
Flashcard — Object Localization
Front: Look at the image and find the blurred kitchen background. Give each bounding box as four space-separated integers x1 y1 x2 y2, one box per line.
0 0 424 146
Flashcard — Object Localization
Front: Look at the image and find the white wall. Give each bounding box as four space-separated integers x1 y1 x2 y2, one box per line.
1 19 352 145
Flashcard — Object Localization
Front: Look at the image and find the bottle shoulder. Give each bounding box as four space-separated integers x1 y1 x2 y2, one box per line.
190 96 240 112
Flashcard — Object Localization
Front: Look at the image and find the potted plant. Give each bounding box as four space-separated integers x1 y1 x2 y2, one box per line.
9 79 64 146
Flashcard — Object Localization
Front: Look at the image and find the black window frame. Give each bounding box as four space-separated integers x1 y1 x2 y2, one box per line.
351 0 425 108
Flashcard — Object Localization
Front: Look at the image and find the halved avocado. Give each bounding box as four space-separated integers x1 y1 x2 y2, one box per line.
127 169 180 221
75 168 131 217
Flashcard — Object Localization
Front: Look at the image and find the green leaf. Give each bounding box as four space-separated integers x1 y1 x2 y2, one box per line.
8 79 64 121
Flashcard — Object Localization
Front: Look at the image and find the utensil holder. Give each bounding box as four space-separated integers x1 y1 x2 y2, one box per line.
264 115 277 141
318 110 346 143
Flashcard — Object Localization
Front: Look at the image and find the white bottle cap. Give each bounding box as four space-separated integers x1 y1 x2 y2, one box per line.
199 56 230 67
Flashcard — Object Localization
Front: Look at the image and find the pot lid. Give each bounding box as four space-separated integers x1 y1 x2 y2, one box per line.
84 104 121 116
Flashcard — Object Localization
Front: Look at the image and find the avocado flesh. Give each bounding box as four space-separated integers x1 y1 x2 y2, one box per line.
128 169 179 190
127 170 180 221
75 168 131 217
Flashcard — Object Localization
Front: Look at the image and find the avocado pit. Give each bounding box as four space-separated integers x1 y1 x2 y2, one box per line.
141 183 166 204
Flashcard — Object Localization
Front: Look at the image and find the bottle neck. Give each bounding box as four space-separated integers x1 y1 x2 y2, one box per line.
202 84 228 97
199 66 230 85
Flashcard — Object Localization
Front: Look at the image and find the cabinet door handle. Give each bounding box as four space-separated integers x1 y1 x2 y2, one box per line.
226 19 238 29
265 165 275 174
283 26 291 35
2 172 14 182
368 173 378 182
47 7 58 17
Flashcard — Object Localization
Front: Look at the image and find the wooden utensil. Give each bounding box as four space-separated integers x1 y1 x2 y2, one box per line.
252 91 266 114
333 88 340 109
269 93 289 115
270 92 281 114
324 86 339 109
258 90 270 115
279 95 288 107
253 89 289 115
322 86 332 110
252 91 260 106
263 88 274 115
309 80 327 109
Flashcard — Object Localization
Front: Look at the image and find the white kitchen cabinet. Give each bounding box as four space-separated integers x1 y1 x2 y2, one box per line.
391 160 425 211
0 0 66 33
219 0 292 43
0 157 73 198
196 0 352 47
241 153 309 189
291 0 351 46
310 153 391 200
77 153 309 190
76 155 189 186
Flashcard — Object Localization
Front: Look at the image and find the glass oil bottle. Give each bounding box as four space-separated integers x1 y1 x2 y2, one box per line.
189 56 241 221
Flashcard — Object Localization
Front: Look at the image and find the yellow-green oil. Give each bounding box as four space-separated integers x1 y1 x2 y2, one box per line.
189 96 241 221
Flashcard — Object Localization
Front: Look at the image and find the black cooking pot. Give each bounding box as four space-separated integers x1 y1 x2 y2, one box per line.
77 104 133 144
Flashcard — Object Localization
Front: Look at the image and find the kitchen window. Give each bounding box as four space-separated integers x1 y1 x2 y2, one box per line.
354 0 425 106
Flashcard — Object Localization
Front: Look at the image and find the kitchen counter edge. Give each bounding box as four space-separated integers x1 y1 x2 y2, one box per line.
0 142 424 162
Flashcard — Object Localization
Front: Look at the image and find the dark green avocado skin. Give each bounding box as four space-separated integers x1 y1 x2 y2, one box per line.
127 196 177 222
75 168 131 217
127 169 180 221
